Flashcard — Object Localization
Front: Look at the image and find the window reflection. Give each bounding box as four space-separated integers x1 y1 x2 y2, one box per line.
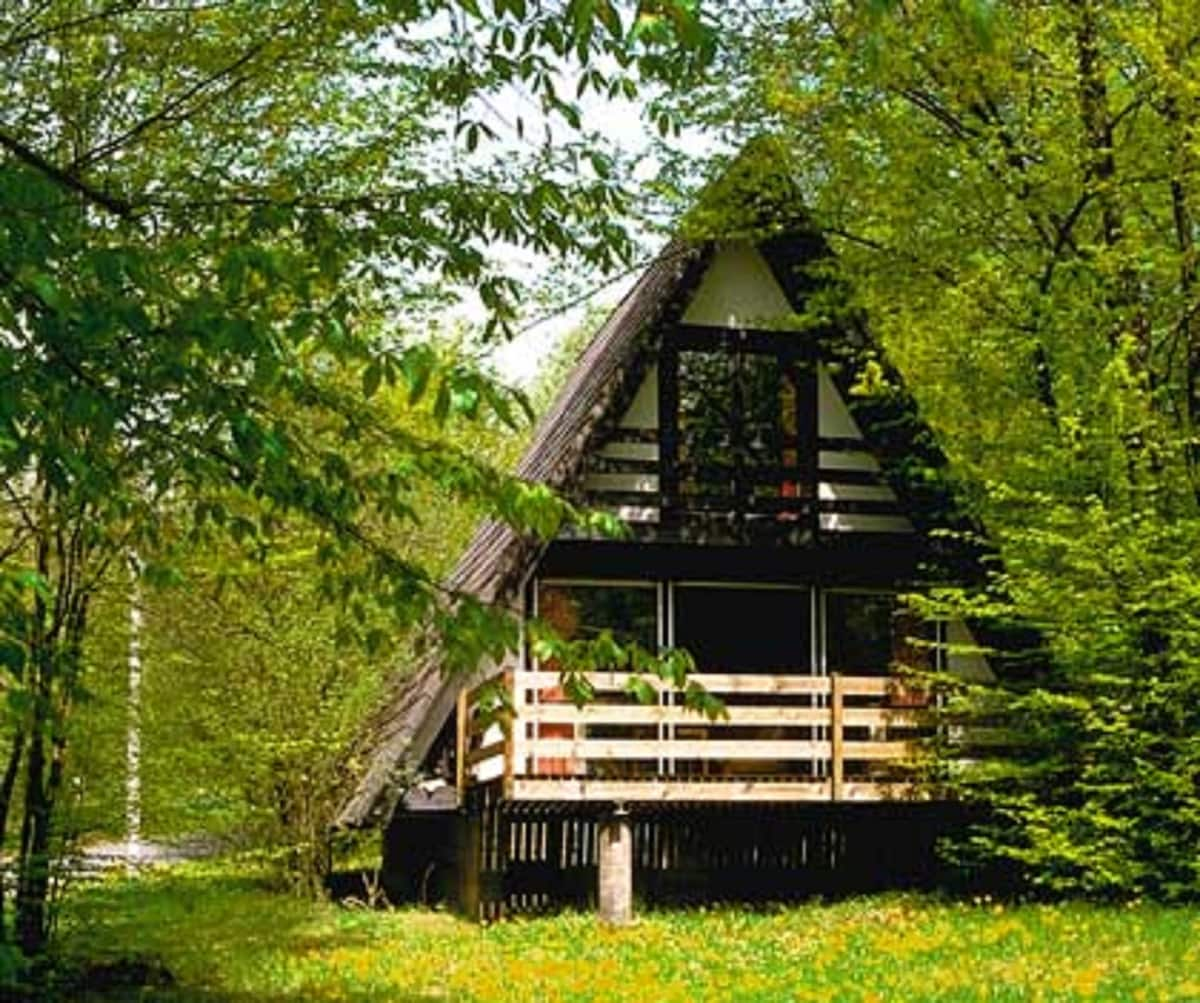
824 592 935 676
676 348 811 535
536 584 656 649
533 583 658 778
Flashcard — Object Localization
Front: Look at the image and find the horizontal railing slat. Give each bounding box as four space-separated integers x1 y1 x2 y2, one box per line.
520 704 830 726
511 778 836 802
836 676 894 695
514 671 832 694
513 671 901 696
465 741 507 767
525 739 831 760
842 707 928 727
691 673 830 694
519 704 927 729
841 741 913 760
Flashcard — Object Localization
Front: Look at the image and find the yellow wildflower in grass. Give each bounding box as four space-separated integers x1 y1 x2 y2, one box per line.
50 862 1200 1003
1071 963 1106 998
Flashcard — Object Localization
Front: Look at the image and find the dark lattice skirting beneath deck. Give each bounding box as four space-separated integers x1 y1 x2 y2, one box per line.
382 794 973 920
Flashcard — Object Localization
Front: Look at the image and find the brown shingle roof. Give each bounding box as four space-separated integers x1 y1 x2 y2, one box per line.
335 240 704 828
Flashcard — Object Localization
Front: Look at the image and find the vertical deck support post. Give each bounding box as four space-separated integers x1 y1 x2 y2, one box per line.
597 804 634 925
456 686 468 798
831 673 844 801
502 668 515 799
457 808 482 920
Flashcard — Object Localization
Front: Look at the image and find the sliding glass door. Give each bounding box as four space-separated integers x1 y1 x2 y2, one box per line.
535 582 658 651
532 581 659 777
671 584 813 777
823 591 935 676
671 584 812 674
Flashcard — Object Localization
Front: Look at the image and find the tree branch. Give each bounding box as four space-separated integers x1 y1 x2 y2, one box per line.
0 1 141 54
68 31 276 172
0 130 132 218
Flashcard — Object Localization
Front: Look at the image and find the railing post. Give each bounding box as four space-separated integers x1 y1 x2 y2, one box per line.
502 669 515 799
831 672 844 801
456 685 468 798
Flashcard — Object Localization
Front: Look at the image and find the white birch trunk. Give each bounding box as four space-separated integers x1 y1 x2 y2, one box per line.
126 556 142 861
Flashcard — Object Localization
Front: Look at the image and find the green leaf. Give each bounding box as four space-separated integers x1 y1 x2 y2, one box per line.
625 675 658 705
362 361 383 399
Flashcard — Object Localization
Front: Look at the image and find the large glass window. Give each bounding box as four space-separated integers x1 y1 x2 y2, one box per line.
673 585 810 674
535 583 657 649
824 592 934 676
533 582 658 778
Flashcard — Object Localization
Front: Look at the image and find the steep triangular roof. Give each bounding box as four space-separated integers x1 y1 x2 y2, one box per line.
336 240 711 827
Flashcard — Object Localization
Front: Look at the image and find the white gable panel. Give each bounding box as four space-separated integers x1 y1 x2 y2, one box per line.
583 472 660 493
946 620 995 683
819 450 880 472
597 441 659 462
820 513 914 533
817 483 897 502
818 364 863 439
618 365 658 429
817 363 909 531
681 242 794 328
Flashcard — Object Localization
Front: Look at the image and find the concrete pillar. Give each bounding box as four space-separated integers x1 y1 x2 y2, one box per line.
457 811 482 920
597 807 633 924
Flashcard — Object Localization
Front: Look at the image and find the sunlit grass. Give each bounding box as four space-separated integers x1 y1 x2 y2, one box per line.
55 861 1200 1001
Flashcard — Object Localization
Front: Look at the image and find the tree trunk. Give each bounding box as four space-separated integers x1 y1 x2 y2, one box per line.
1073 0 1120 249
0 729 25 941
15 524 53 957
1072 0 1142 354
14 539 88 956
16 706 50 956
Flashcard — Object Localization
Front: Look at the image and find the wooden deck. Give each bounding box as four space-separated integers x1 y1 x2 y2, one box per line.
456 670 938 805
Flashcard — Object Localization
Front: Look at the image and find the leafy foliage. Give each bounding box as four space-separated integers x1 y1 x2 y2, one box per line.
685 1 1200 899
0 0 715 955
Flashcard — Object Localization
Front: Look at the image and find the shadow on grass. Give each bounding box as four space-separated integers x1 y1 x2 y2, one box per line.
43 862 444 1003
54 987 446 1003
31 950 449 1003
44 984 447 1002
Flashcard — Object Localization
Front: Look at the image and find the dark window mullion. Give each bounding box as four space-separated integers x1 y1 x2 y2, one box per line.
659 343 679 533
798 343 819 539
732 343 747 527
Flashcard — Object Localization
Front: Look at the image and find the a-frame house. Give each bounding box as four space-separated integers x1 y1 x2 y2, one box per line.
337 149 994 920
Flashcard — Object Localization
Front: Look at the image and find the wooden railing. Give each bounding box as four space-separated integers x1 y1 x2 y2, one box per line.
457 671 933 803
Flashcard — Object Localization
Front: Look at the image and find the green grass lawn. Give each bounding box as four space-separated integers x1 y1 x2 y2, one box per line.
48 861 1200 1002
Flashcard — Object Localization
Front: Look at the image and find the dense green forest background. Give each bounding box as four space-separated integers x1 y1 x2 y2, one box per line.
686 2 1200 901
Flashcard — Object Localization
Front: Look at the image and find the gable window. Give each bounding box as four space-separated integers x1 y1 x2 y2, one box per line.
662 328 817 542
